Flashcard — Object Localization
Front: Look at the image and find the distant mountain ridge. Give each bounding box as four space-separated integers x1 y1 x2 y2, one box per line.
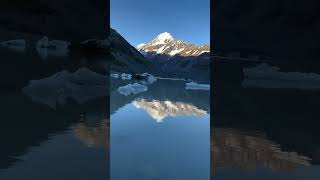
137 32 209 59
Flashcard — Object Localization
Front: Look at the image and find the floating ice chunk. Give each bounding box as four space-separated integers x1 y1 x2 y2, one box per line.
36 36 70 49
121 73 132 80
22 68 108 109
139 72 157 84
186 82 210 90
117 83 148 96
36 37 70 59
0 39 26 52
243 63 320 90
110 74 119 79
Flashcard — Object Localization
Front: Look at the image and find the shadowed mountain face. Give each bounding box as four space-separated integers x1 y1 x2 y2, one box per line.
0 0 107 42
110 29 152 73
213 0 320 68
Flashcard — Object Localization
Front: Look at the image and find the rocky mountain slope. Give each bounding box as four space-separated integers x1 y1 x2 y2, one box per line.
110 28 152 73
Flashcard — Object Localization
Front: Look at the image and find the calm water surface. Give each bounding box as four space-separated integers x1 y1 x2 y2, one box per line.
110 78 210 180
0 49 109 180
213 61 320 180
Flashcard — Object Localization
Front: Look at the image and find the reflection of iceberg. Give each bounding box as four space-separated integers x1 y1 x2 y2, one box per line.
186 82 210 90
212 128 311 172
36 36 70 59
0 39 26 52
22 68 108 109
243 63 320 90
36 47 69 59
117 83 148 96
132 99 207 122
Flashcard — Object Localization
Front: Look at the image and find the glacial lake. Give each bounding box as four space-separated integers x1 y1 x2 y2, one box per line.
213 61 320 180
0 49 109 180
110 78 210 180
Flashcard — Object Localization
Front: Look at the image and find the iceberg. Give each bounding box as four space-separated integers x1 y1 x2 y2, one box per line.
138 73 157 84
117 83 148 96
243 63 320 90
36 36 70 49
110 73 119 79
0 39 26 52
121 73 132 80
186 82 210 90
36 36 70 59
22 68 108 109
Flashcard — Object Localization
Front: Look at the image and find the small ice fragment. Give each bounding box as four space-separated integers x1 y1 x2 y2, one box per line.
117 83 148 96
121 73 132 80
36 36 70 49
143 73 157 84
186 82 210 90
111 74 119 79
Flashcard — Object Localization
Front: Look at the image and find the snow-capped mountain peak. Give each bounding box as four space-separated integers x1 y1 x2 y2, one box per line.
137 32 210 58
155 32 174 42
137 43 146 49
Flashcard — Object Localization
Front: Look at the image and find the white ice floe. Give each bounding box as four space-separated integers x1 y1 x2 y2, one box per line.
117 83 148 96
141 72 157 84
110 73 119 79
186 82 210 90
36 36 70 49
22 68 108 109
243 63 320 90
121 73 132 80
36 36 70 59
0 39 26 52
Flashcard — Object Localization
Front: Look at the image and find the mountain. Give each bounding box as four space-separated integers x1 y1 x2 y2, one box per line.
110 28 152 73
137 32 209 59
137 32 210 82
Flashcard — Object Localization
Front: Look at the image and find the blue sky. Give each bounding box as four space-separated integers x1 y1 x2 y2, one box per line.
111 0 210 47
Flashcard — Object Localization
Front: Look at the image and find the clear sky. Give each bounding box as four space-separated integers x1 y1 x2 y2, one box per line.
111 0 210 47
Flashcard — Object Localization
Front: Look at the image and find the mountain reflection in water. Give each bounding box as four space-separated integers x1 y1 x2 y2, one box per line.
212 128 311 172
0 49 109 180
213 61 320 179
132 99 207 122
111 78 210 180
